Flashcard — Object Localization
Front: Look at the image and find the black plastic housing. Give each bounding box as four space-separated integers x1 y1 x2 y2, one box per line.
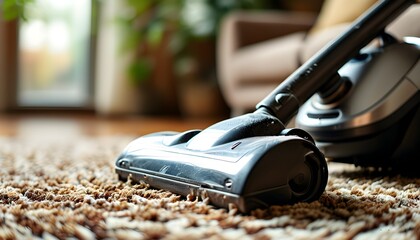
116 127 328 212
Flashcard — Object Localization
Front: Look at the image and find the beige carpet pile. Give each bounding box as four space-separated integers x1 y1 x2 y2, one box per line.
0 136 419 239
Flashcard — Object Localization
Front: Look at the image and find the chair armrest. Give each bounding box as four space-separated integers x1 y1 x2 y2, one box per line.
227 10 317 48
217 10 317 71
217 10 317 112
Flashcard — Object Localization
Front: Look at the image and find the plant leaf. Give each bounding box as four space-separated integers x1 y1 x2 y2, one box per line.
1 0 34 21
127 58 152 85
146 21 164 47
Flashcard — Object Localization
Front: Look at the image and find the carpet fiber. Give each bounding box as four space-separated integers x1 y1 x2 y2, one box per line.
0 136 419 239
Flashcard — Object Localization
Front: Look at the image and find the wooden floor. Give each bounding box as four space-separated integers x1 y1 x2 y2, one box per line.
0 112 224 138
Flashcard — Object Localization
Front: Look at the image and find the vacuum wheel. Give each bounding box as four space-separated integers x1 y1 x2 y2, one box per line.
288 151 328 202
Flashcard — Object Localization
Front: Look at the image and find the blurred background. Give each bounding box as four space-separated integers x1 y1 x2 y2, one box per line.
0 0 324 121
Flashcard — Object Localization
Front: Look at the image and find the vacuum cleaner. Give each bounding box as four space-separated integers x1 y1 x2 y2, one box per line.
115 0 419 212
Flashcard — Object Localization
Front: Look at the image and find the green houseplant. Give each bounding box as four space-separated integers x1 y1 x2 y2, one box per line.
117 0 273 117
117 0 271 84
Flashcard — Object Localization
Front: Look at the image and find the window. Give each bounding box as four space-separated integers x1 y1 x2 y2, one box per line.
17 0 93 107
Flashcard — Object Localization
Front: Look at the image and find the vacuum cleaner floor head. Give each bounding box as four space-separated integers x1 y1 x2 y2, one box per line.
116 113 328 212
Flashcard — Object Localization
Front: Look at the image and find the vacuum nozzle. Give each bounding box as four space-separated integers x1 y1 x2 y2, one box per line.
116 112 328 212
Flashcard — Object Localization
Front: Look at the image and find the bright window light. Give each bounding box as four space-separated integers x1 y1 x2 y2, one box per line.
18 0 92 107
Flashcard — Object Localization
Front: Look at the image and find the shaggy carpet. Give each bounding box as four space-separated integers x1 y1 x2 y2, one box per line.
0 136 419 240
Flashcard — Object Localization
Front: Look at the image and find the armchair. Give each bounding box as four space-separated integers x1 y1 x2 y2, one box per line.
217 10 317 116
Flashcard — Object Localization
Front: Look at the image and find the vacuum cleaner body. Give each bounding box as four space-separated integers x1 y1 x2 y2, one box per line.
296 40 420 169
116 0 418 212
